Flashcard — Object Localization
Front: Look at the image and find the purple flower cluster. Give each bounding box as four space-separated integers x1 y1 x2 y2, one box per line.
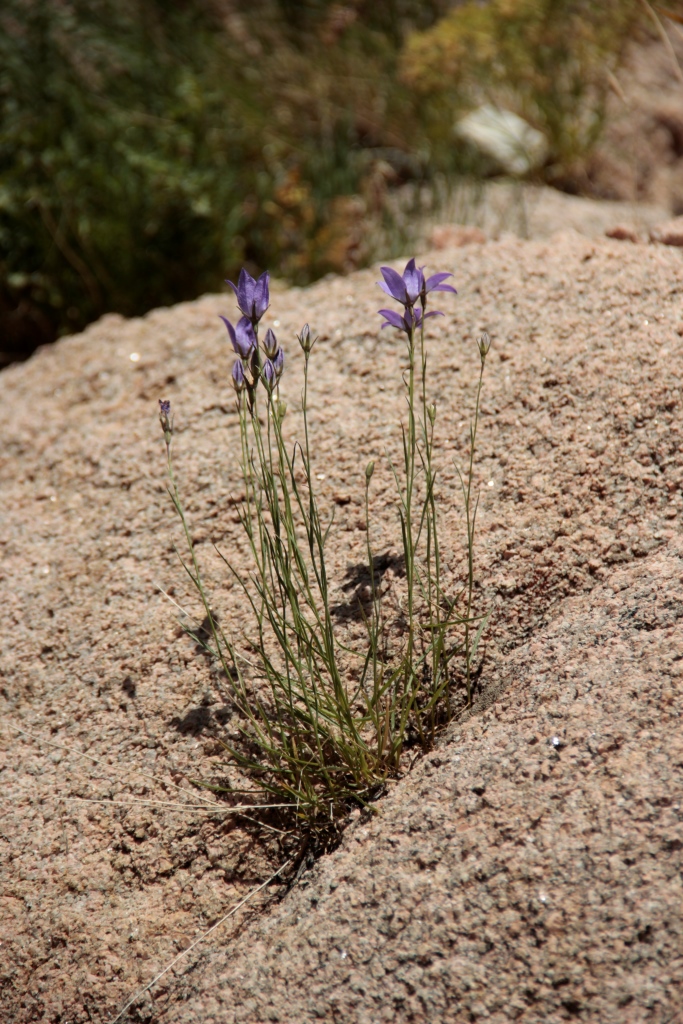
377 258 456 337
220 268 284 401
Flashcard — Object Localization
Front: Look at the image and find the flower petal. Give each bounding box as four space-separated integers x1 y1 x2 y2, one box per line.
402 258 423 303
237 268 255 317
219 315 239 353
378 280 397 298
379 266 409 304
253 272 270 320
378 308 406 330
424 271 453 291
235 316 257 357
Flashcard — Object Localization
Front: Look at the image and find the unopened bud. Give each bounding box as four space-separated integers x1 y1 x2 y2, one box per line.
427 403 436 425
231 360 247 394
263 327 279 359
478 331 491 362
297 323 317 354
365 460 375 482
262 359 277 393
276 399 287 423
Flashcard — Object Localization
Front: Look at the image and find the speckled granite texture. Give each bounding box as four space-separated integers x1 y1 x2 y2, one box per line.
1 228 682 1023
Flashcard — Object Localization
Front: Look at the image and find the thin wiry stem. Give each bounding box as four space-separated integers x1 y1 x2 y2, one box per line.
159 269 489 831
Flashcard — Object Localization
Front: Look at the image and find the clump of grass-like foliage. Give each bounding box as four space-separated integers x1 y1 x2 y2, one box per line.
158 262 489 836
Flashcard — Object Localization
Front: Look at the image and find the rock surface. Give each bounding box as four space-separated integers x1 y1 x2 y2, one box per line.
1 228 682 1023
162 541 683 1024
651 216 683 247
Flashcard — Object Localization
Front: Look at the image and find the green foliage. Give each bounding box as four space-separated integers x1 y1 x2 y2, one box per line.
0 0 657 365
402 0 644 180
0 0 244 358
0 0 451 363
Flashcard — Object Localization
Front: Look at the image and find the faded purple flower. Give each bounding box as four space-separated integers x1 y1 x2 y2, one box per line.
378 258 456 311
231 360 247 393
220 315 257 359
378 306 442 337
158 399 173 452
158 398 172 433
263 327 279 359
226 268 270 324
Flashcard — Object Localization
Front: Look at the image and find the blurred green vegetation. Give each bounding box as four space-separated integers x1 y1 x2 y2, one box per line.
0 0 660 364
0 0 455 363
403 0 646 184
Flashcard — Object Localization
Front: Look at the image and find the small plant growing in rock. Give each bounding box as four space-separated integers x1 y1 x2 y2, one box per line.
159 262 489 837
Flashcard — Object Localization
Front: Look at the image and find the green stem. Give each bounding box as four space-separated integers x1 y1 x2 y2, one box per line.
464 358 486 706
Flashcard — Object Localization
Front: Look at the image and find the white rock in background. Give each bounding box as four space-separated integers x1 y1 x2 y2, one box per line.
455 105 548 176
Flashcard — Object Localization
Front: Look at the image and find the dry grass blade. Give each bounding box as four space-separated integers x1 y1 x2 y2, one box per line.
108 858 292 1024
63 796 295 812
642 0 683 87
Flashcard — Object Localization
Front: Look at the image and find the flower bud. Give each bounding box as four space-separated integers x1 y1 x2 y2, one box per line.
263 327 279 359
273 346 285 380
478 331 491 362
365 460 375 482
231 360 247 394
262 358 277 392
297 323 317 353
276 399 287 423
427 403 436 425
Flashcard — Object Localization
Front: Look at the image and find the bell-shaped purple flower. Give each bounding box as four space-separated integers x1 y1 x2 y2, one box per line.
378 258 423 308
220 315 256 359
231 360 246 394
378 305 443 337
226 268 270 324
378 257 457 311
263 327 279 359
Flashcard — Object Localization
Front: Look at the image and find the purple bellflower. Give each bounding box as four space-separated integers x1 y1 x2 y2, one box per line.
226 268 270 325
378 258 457 311
220 315 257 359
272 346 284 380
378 305 443 338
378 258 423 308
